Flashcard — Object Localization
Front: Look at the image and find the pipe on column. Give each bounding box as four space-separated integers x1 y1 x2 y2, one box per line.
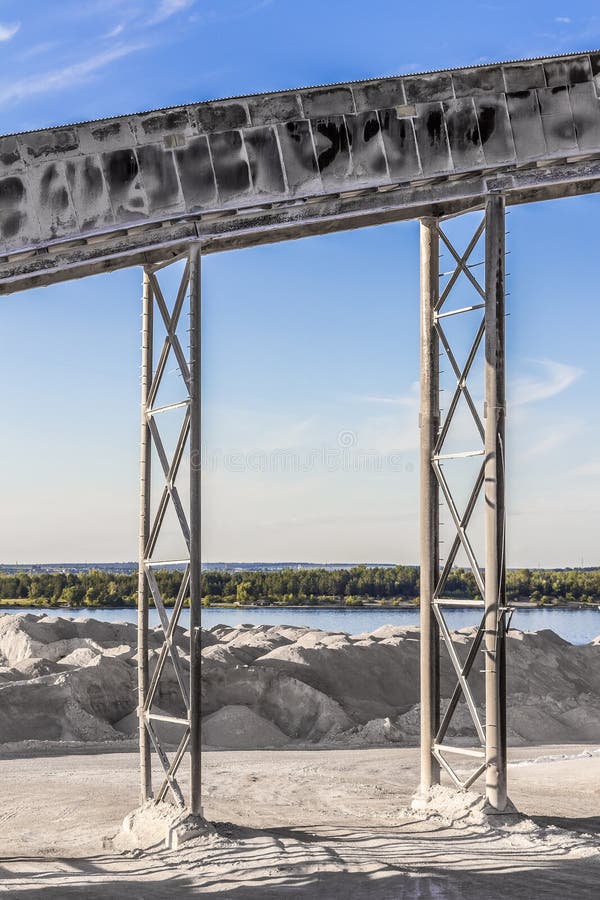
188 243 203 816
419 218 441 790
484 194 508 811
138 269 153 804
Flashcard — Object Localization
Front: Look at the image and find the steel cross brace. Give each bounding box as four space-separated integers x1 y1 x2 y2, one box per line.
419 197 508 809
137 244 202 813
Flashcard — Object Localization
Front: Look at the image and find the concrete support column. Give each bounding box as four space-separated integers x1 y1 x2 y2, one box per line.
484 194 508 811
138 269 153 804
419 218 441 790
188 244 203 816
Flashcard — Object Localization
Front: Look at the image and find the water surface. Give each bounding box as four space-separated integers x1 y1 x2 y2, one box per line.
2 605 599 645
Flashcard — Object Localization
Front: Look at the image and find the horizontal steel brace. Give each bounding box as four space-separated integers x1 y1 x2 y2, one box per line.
433 744 485 758
147 713 189 726
432 748 487 792
434 598 484 607
435 303 485 319
146 559 190 567
433 450 484 460
147 400 190 416
431 747 464 790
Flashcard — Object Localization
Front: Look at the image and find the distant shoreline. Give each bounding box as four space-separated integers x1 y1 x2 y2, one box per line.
0 601 596 612
1 565 597 609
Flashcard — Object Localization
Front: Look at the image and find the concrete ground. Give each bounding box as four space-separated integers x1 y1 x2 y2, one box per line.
1 744 599 898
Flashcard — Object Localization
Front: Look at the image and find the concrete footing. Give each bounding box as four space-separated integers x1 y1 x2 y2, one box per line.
410 785 519 827
112 801 213 851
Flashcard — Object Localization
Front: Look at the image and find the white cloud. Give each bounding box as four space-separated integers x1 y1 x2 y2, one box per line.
0 21 20 41
16 41 59 62
511 359 583 407
519 421 582 461
149 0 194 24
351 394 416 407
573 460 600 477
357 412 419 454
242 0 274 12
189 1 274 26
555 16 572 24
348 381 419 408
204 404 322 453
105 23 125 37
0 43 146 107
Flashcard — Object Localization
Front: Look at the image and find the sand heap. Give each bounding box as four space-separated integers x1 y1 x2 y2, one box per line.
0 613 599 748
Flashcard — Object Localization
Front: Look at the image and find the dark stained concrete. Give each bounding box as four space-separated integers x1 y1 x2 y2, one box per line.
1 52 600 290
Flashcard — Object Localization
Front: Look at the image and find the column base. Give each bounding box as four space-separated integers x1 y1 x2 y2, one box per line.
110 801 213 851
410 784 519 827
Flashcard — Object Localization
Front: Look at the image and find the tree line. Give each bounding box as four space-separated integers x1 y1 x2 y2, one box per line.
0 565 598 608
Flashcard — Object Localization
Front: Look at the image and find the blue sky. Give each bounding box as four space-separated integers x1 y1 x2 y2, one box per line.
0 1 598 566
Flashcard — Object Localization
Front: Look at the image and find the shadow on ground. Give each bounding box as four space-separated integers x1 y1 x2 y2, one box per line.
529 815 600 834
2 817 600 900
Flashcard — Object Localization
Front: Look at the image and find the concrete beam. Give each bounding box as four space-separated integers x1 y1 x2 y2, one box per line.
0 51 600 289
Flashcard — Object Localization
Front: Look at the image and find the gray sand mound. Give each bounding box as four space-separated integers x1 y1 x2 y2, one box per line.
202 705 288 749
0 612 599 749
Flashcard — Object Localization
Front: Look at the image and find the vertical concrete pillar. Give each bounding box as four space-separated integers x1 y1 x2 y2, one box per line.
419 218 441 790
484 194 507 811
188 244 203 816
138 269 153 804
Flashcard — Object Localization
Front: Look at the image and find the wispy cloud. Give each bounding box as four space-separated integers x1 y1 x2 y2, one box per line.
105 23 125 37
358 412 419 454
16 41 60 62
0 21 20 41
348 382 419 408
395 62 423 74
262 510 415 529
189 0 274 27
149 0 194 24
573 460 600 477
0 43 146 107
351 394 416 407
520 421 582 460
555 16 572 24
242 0 275 12
511 359 583 407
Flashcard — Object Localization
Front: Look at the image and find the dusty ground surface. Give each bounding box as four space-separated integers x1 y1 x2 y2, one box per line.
2 615 599 896
1 744 600 898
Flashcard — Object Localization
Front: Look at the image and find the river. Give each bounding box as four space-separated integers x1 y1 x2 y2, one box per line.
2 604 600 645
